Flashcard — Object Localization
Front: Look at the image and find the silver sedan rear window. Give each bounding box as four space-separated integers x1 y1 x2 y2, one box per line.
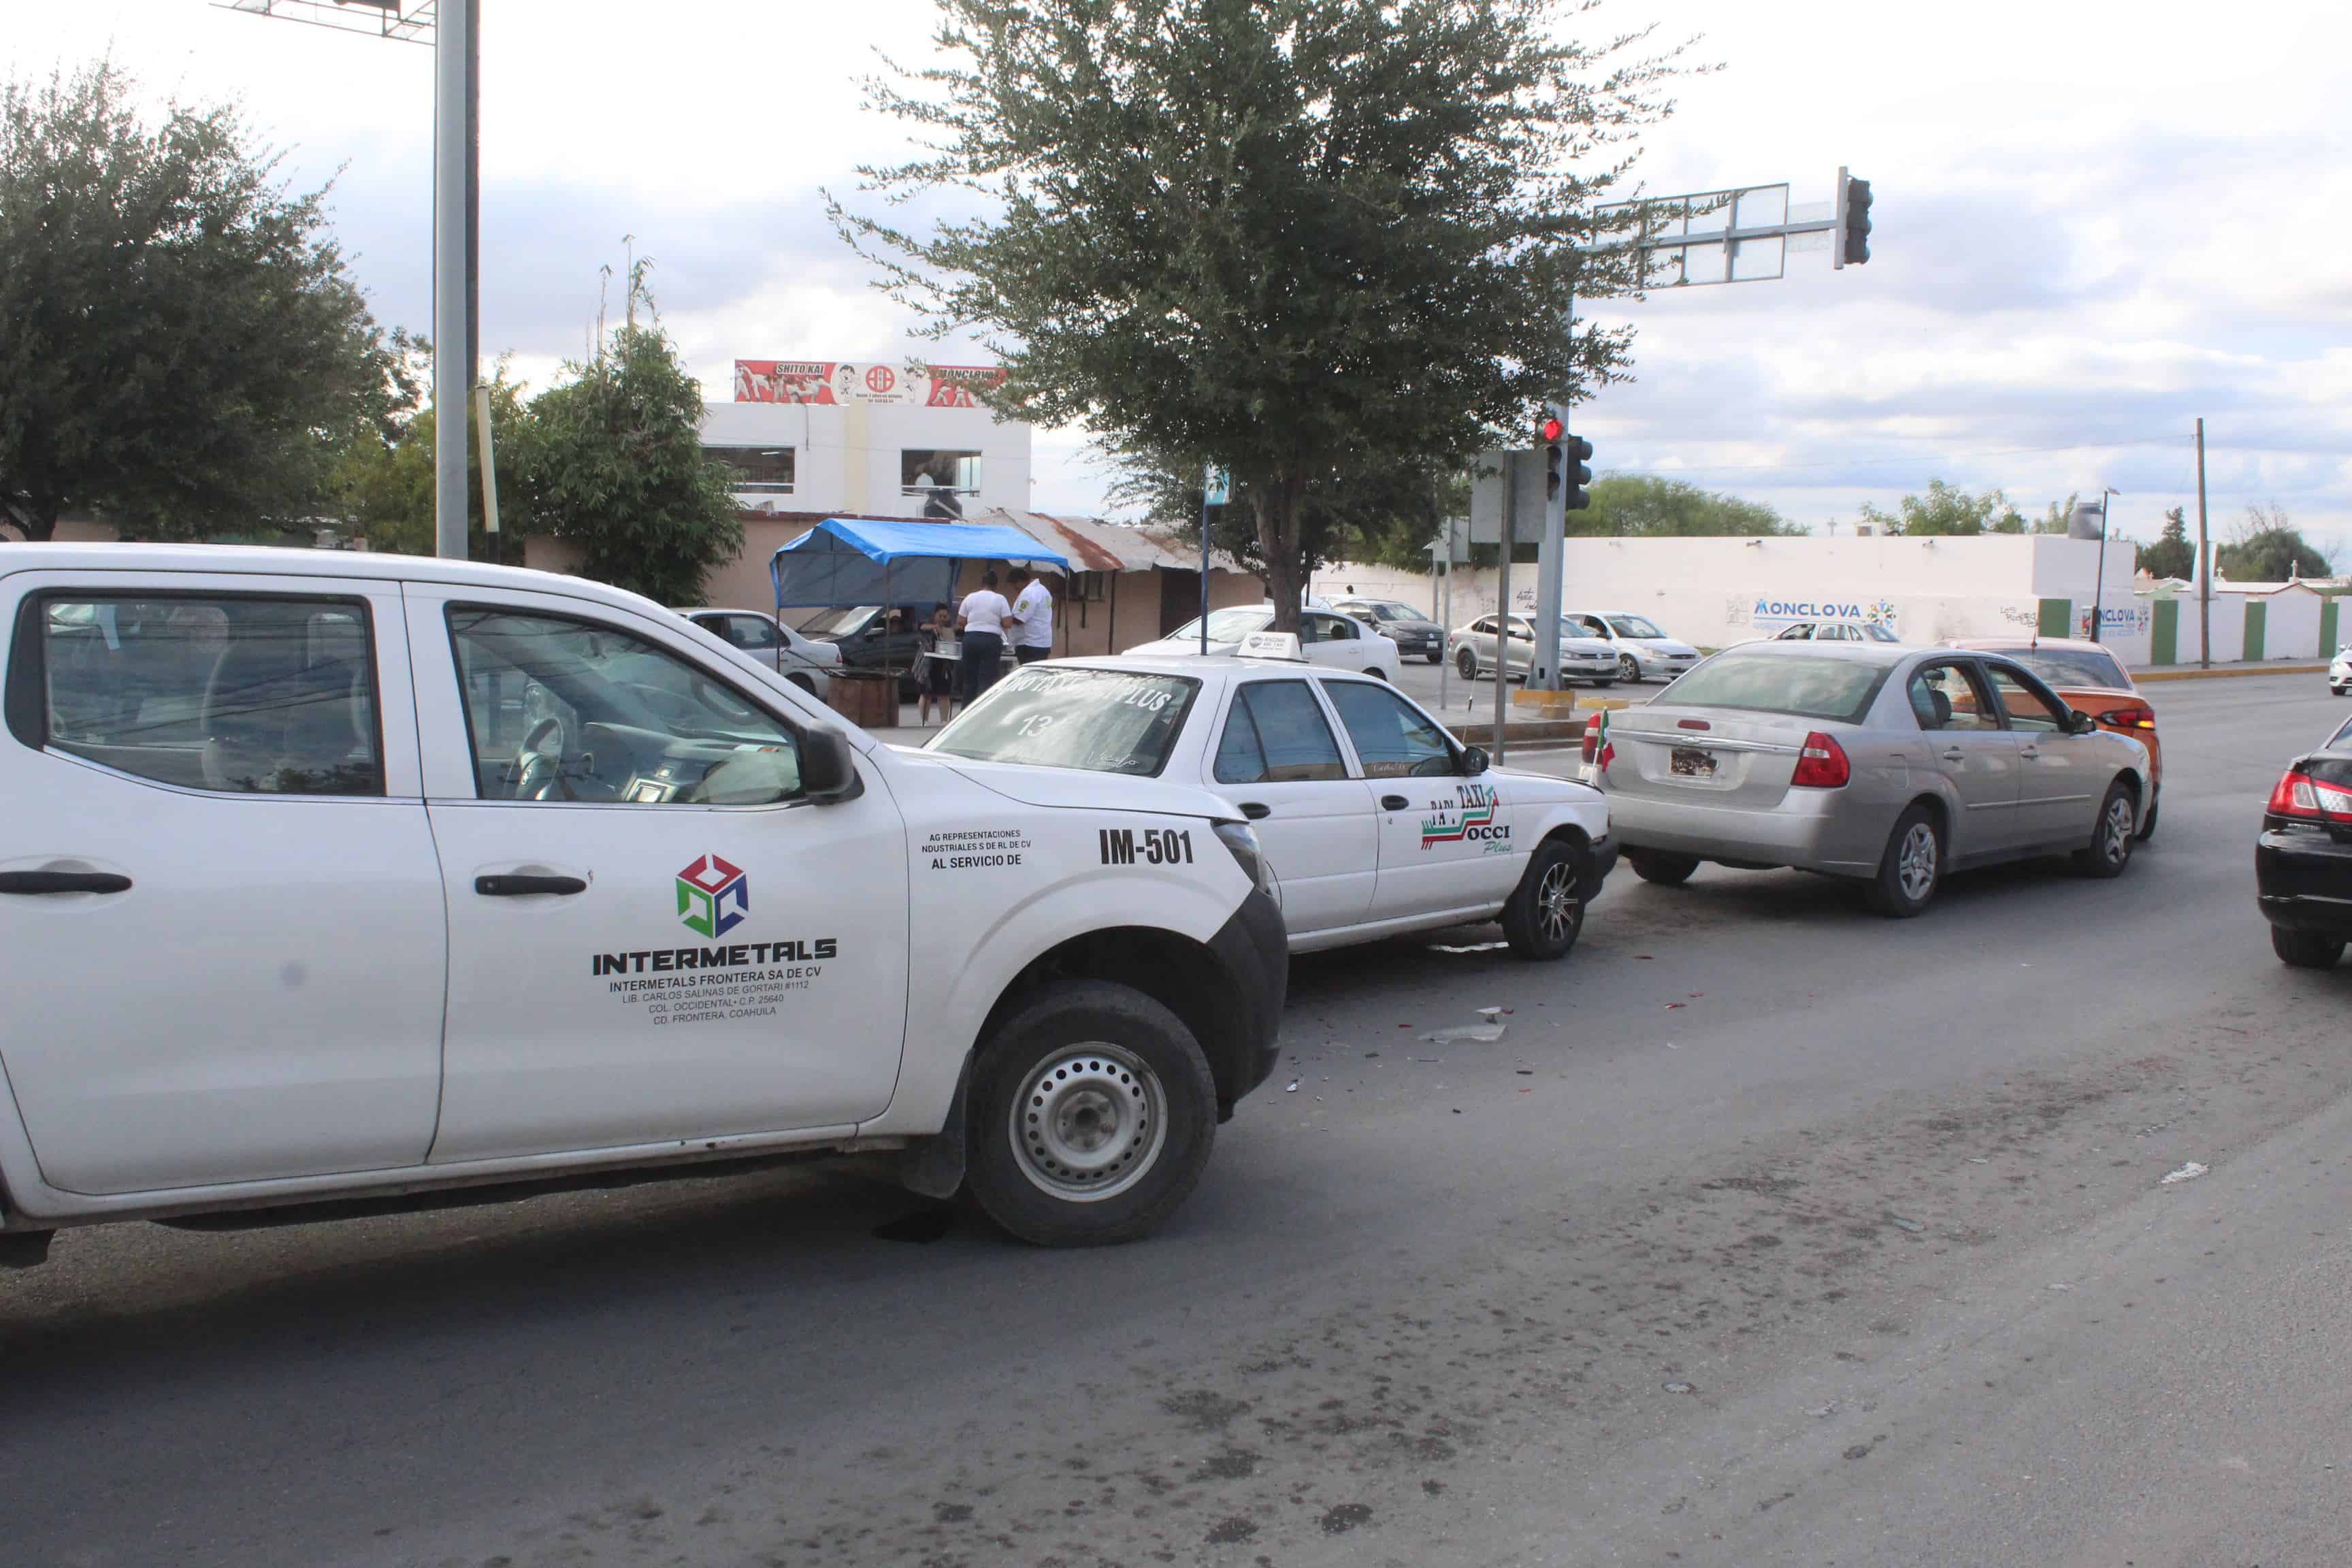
1665 652 1891 723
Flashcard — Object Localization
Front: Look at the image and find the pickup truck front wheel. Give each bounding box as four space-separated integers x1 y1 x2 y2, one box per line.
967 980 1218 1246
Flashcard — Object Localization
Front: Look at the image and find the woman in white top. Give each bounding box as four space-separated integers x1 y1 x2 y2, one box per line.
956 570 1015 702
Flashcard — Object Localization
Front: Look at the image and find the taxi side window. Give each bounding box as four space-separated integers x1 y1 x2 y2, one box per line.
1324 680 1455 779
725 616 781 652
1908 662 1995 732
18 593 382 796
446 607 802 806
1212 680 1348 784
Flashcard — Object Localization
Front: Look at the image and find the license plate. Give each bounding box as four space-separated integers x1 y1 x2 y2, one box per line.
1669 747 1718 778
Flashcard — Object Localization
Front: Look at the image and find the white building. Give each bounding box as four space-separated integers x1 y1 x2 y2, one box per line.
702 358 1031 520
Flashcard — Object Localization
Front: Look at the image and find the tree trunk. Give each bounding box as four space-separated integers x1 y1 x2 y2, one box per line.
1 498 60 542
1255 478 1307 634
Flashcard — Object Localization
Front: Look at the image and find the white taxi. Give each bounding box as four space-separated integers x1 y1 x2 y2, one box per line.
925 646 1617 959
1122 604 1402 683
0 546 1287 1264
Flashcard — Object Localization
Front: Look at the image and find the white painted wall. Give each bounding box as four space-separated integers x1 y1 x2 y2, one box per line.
701 400 1031 519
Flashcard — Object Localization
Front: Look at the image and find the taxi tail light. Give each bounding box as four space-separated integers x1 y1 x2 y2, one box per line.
2100 702 2157 731
2266 767 2352 823
1791 731 1850 789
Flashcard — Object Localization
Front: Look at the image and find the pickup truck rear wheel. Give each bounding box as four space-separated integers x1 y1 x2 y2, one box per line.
966 979 1217 1246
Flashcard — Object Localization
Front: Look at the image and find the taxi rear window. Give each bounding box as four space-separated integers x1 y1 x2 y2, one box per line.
930 667 1200 777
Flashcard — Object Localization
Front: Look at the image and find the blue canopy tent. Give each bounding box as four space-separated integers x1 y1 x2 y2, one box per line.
770 519 1071 716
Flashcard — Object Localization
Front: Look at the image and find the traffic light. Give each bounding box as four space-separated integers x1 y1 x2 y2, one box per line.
1541 419 1565 502
1563 434 1593 511
1840 173 1872 266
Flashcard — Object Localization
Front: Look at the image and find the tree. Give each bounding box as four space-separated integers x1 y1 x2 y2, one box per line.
0 59 400 541
2217 502 2332 583
834 0 1683 629
2137 505 2194 580
329 336 532 561
1855 480 2027 537
1577 476 1798 538
519 265 741 605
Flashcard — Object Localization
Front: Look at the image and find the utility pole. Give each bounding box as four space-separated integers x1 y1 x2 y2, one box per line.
1492 470 1514 765
434 0 476 561
2090 487 2119 644
2195 418 2210 670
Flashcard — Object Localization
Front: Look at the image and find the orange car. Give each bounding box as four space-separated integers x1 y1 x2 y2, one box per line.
1951 638 2161 838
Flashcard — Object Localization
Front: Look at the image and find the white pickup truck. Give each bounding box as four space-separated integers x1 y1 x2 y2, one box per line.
0 546 1286 1263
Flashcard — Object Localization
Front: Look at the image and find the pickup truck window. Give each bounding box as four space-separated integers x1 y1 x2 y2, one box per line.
29 593 382 796
447 607 802 806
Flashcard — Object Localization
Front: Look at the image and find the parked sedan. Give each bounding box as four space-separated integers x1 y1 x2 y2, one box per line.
1950 637 2161 838
1763 620 1904 644
1563 610 1701 684
1450 615 1620 685
675 606 840 700
1591 642 2152 917
1126 605 1401 681
2256 710 2352 968
2330 644 2349 696
1328 597 1448 664
926 656 1616 958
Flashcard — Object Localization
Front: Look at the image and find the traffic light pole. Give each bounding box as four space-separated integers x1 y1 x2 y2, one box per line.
1531 402 1570 691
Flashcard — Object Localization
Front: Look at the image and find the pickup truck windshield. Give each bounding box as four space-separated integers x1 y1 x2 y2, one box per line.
931 667 1200 777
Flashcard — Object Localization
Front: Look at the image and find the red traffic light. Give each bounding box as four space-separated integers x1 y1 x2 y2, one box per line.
1538 416 1564 443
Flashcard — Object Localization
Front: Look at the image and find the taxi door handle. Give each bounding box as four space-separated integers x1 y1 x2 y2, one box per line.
1381 795 1411 811
2019 746 2042 760
475 874 588 897
1940 747 1965 763
0 870 132 895
1238 802 1271 821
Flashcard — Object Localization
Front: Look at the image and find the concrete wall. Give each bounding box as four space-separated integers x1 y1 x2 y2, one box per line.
702 401 1030 520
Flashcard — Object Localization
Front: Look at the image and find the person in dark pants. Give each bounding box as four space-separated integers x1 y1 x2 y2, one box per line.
1008 566 1056 665
957 569 1014 702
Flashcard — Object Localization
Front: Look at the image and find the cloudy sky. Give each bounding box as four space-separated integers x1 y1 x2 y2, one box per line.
12 1 2351 561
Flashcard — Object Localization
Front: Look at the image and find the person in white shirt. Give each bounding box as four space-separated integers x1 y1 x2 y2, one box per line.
1008 566 1056 664
956 570 1015 702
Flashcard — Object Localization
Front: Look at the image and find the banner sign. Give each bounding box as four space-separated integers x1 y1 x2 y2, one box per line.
732 359 1005 408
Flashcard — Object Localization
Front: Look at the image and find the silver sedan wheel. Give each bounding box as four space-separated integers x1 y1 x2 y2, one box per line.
1897 821 1939 902
1535 859 1582 947
1010 1041 1167 1203
2101 794 2135 864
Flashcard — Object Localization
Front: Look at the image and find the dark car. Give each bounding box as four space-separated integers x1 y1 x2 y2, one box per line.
1330 597 1446 664
2257 711 2352 968
796 603 938 698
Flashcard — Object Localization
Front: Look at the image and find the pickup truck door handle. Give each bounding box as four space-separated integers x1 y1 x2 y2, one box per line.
1238 802 1271 821
0 870 132 896
1940 748 1965 763
2018 746 2042 760
1381 794 1411 811
474 873 589 897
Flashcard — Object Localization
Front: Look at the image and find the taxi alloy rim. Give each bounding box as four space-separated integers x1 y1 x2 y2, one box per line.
1536 860 1582 946
1011 1042 1167 1203
1898 822 1938 902
2103 796 2135 863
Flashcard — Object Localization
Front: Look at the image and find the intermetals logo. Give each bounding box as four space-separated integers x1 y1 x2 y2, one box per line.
676 853 749 938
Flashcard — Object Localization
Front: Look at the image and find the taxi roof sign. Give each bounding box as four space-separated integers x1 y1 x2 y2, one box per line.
1237 631 1307 662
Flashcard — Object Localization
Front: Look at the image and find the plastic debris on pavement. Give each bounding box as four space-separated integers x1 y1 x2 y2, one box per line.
1422 1023 1508 1044
1663 1382 1695 1394
1284 1079 1299 1093
1886 1214 1925 1233
2159 1161 2209 1186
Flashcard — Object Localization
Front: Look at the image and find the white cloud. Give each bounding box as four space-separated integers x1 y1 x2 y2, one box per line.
10 0 2350 561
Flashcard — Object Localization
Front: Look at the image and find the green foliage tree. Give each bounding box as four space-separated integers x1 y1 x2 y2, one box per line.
1576 476 1798 538
2136 505 2195 580
0 59 400 540
1856 479 2029 538
329 338 531 562
834 0 1684 630
2217 502 2333 582
519 266 740 605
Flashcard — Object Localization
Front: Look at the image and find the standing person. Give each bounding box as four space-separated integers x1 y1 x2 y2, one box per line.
956 569 1014 702
916 605 958 726
1008 566 1056 665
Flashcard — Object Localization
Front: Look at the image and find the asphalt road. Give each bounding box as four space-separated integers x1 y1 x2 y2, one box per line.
5 674 2347 1568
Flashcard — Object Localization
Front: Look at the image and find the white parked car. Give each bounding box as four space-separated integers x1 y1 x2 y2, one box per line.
1449 614 1620 685
674 606 841 699
0 546 1287 1264
1562 610 1701 683
927 654 1617 958
2331 644 2349 696
1125 605 1401 682
1759 620 1904 646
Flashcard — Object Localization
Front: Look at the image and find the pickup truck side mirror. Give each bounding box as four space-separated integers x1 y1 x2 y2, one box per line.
801 726 864 803
1458 745 1490 777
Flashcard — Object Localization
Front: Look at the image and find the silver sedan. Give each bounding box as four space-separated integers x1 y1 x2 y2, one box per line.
1594 642 2153 916
1450 615 1620 685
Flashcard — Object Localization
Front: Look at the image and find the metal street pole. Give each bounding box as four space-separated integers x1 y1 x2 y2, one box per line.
2195 418 2211 669
433 0 474 561
2091 487 2118 644
1492 473 1512 764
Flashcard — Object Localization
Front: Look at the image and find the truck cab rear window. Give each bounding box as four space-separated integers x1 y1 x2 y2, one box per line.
24 595 382 796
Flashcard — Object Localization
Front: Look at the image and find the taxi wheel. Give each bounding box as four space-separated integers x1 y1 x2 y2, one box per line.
1502 838 1588 960
966 980 1216 1247
2072 782 2137 879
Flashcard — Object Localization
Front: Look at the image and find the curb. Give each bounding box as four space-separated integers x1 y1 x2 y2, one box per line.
2136 663 2329 684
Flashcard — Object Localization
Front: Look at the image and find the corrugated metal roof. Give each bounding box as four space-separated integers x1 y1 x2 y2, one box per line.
973 508 1250 574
